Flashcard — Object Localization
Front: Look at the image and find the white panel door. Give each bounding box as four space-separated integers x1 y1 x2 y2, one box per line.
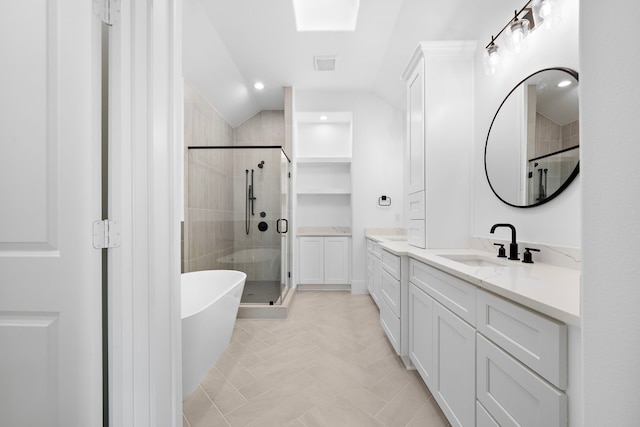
433 302 476 427
324 236 350 284
0 1 102 425
298 237 324 284
407 62 425 194
409 283 435 389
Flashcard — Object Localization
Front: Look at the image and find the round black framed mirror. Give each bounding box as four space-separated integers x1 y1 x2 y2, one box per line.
484 68 579 208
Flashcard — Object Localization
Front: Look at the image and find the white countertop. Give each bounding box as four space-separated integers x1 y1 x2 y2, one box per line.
297 226 352 236
366 234 581 327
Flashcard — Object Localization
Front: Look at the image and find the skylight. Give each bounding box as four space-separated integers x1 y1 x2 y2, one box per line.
293 0 360 32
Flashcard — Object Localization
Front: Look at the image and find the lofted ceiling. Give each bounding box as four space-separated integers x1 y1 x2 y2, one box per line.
183 0 518 127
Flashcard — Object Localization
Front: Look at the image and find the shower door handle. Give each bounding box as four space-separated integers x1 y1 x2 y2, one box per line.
277 219 288 234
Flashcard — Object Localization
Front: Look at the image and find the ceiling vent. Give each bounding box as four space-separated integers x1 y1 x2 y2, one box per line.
314 56 336 72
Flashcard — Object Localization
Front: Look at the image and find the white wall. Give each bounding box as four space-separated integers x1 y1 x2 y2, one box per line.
295 91 405 292
472 0 580 248
182 0 259 127
581 1 640 424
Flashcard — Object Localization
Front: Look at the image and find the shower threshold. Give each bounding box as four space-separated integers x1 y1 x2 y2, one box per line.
238 286 295 320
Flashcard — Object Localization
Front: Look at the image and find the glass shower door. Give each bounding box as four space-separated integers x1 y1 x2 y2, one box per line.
278 150 291 301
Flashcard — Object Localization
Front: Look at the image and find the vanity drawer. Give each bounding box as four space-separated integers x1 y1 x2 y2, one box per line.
477 335 567 427
381 249 400 280
477 289 567 389
380 268 400 317
367 239 383 258
367 238 375 252
380 299 400 354
409 258 476 326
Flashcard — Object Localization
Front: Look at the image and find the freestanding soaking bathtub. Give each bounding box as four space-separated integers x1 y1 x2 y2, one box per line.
181 270 246 398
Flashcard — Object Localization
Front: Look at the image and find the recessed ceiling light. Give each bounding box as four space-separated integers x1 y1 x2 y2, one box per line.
254 82 265 90
293 0 360 32
319 115 328 121
557 80 572 88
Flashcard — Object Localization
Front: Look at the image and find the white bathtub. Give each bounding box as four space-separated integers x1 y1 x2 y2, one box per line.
181 270 246 398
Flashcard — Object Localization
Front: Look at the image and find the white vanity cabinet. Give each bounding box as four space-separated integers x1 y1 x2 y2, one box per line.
408 259 475 427
379 249 402 355
298 236 350 286
401 41 476 250
476 289 568 427
408 257 570 427
366 239 382 308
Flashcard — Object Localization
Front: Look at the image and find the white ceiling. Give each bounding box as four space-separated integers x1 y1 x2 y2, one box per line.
183 0 518 127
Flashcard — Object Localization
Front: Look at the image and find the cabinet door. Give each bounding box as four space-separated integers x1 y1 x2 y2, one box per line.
324 236 350 284
380 298 401 354
380 268 400 317
408 62 425 194
433 301 475 427
409 283 435 389
298 237 324 284
372 256 382 308
366 253 374 294
477 334 567 427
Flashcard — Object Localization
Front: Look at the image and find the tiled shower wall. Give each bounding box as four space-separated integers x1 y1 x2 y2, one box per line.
182 80 286 276
183 81 234 273
527 114 580 204
534 114 579 158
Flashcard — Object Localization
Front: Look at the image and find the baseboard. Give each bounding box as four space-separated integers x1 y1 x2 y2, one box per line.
296 283 351 291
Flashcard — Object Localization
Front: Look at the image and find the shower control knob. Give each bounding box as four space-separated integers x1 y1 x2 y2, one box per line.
260 212 266 218
258 221 268 232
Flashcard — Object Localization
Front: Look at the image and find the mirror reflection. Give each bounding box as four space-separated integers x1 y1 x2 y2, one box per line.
485 68 579 207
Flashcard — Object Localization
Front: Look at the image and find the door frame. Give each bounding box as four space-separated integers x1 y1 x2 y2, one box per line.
106 1 183 425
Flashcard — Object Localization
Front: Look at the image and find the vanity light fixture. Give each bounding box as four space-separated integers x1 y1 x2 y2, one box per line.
483 0 557 75
483 36 501 75
504 10 531 54
538 0 557 29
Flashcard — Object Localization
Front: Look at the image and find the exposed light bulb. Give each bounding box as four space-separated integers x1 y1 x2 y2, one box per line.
504 11 530 55
538 0 557 29
483 39 501 75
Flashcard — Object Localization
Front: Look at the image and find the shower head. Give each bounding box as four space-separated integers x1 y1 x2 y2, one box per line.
258 161 265 168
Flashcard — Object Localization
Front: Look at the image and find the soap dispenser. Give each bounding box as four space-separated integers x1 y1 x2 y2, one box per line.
522 247 540 264
493 243 506 258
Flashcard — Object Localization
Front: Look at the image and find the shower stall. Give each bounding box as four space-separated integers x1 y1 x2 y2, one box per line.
185 145 291 305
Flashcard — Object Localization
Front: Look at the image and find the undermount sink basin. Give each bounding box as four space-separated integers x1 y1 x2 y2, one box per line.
383 236 407 241
438 254 506 268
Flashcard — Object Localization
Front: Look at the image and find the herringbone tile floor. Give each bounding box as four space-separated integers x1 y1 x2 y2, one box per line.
183 291 450 427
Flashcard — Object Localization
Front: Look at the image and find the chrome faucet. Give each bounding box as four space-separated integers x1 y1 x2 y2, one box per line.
490 223 519 260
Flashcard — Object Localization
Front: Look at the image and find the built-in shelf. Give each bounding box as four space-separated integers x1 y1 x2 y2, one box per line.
295 112 353 232
296 157 352 164
297 191 351 196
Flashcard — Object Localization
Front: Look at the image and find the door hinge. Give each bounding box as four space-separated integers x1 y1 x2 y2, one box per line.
93 220 121 249
94 0 121 26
